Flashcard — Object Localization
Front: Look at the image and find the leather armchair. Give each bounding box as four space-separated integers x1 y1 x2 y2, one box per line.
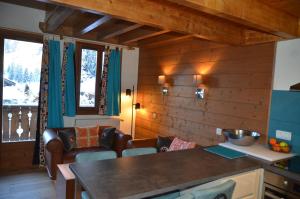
43 126 132 180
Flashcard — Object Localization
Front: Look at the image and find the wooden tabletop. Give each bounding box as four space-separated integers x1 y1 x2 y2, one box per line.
70 148 261 199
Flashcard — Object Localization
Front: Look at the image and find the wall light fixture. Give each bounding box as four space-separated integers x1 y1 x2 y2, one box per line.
158 75 168 95
193 74 205 99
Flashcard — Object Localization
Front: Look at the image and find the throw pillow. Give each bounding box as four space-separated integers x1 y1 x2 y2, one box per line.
156 136 173 152
75 126 100 148
58 129 76 152
168 137 196 151
100 127 116 149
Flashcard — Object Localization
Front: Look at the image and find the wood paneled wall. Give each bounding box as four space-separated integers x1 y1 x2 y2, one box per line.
0 142 35 173
135 39 275 146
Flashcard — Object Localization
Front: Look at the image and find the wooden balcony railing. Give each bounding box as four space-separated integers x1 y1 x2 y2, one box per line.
2 106 38 142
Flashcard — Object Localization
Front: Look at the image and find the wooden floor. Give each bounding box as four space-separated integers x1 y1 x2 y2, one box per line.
0 169 55 199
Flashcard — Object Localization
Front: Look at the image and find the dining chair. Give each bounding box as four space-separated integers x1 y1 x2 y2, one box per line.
75 150 117 163
178 180 236 199
122 147 157 157
76 151 118 199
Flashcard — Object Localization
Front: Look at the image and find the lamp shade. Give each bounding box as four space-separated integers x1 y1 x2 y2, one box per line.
193 75 202 85
158 75 166 85
135 103 141 109
126 89 131 96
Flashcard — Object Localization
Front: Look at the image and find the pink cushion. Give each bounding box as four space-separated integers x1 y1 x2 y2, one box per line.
168 137 196 151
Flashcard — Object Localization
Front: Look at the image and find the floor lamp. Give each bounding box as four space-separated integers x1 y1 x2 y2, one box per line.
126 85 140 137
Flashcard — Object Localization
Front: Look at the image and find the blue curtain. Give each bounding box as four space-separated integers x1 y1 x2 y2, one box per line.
47 40 63 128
106 49 121 116
64 43 76 116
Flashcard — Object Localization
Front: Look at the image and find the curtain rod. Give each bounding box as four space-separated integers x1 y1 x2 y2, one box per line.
0 27 135 50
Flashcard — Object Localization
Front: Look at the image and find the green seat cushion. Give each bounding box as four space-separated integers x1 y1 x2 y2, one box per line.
122 147 157 157
75 150 117 163
81 191 90 199
178 180 236 199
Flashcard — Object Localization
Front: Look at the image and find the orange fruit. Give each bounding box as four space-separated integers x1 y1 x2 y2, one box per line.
269 138 277 145
282 147 290 153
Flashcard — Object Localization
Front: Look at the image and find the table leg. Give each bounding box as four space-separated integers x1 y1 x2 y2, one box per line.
74 178 82 199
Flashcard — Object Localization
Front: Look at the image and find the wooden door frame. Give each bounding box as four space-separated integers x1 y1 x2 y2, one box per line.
0 28 43 172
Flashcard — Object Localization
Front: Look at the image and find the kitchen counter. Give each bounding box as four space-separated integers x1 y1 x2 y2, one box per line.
70 148 261 199
219 142 295 162
218 143 300 182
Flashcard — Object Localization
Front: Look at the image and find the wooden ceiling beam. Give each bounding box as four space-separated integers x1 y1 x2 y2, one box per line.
140 35 194 48
40 0 246 45
45 6 74 32
75 15 113 36
39 22 131 46
101 24 143 40
244 30 282 45
119 29 170 44
167 0 299 38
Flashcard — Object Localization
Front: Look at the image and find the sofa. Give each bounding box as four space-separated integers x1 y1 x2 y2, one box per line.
127 136 199 152
127 138 158 149
127 136 176 151
43 126 132 180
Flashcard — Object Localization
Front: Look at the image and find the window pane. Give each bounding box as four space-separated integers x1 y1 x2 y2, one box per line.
2 39 42 142
79 48 98 107
3 39 42 106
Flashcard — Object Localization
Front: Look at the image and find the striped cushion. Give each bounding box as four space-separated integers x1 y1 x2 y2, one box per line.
75 126 99 148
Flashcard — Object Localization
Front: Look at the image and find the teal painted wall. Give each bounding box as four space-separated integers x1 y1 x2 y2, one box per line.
268 90 300 154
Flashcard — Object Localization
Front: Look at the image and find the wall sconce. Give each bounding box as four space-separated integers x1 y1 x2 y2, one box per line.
126 89 132 96
195 88 205 99
158 75 168 95
134 102 141 109
193 74 205 99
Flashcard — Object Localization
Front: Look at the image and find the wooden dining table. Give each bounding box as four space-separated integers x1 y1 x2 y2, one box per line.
69 148 261 199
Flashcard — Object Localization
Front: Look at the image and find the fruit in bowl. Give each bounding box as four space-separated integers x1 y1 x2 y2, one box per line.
268 138 291 153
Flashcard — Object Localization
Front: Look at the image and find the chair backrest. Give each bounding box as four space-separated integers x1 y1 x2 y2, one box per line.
75 151 117 163
178 180 236 199
122 147 157 157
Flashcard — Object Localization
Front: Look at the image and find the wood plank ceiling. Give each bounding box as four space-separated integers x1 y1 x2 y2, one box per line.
8 0 300 47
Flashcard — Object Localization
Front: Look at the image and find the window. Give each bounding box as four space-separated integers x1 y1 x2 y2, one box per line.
0 30 43 142
76 42 104 114
3 39 42 106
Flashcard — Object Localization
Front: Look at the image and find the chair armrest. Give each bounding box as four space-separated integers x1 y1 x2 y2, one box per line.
43 128 64 153
43 128 65 180
113 130 132 157
127 138 158 149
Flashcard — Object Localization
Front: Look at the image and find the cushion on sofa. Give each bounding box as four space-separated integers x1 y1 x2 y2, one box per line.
63 146 108 163
156 136 173 152
168 137 196 151
75 126 100 148
58 128 76 152
100 127 116 149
